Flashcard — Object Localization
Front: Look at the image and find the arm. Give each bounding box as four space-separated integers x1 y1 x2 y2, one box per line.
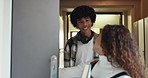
64 41 71 67
59 64 85 78
64 37 77 67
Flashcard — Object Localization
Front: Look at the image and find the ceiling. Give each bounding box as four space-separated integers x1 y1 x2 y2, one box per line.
60 0 139 13
65 6 131 12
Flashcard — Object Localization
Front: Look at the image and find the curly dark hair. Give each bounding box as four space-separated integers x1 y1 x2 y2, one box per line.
101 24 146 78
70 5 96 27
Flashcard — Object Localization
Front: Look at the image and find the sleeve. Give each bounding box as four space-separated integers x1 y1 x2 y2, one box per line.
64 37 77 67
64 43 70 67
64 37 74 67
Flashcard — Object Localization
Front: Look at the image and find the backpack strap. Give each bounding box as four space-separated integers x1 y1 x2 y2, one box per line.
111 72 129 78
90 60 98 70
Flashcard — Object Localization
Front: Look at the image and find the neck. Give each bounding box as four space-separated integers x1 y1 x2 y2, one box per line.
81 30 92 38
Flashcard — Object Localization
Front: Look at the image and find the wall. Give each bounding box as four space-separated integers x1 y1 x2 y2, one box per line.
144 17 148 67
0 0 12 78
59 16 64 50
12 0 59 78
141 0 148 18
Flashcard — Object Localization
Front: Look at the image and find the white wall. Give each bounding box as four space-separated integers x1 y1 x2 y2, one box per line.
59 16 64 49
138 19 145 65
145 17 148 67
12 0 59 78
0 0 12 78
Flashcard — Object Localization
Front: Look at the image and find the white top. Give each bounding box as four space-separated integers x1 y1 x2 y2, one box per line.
75 37 94 65
91 55 131 78
59 37 94 78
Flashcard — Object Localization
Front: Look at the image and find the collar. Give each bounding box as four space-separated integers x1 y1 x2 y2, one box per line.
75 30 95 44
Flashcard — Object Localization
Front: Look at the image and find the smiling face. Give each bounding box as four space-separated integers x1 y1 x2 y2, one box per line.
76 17 92 37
